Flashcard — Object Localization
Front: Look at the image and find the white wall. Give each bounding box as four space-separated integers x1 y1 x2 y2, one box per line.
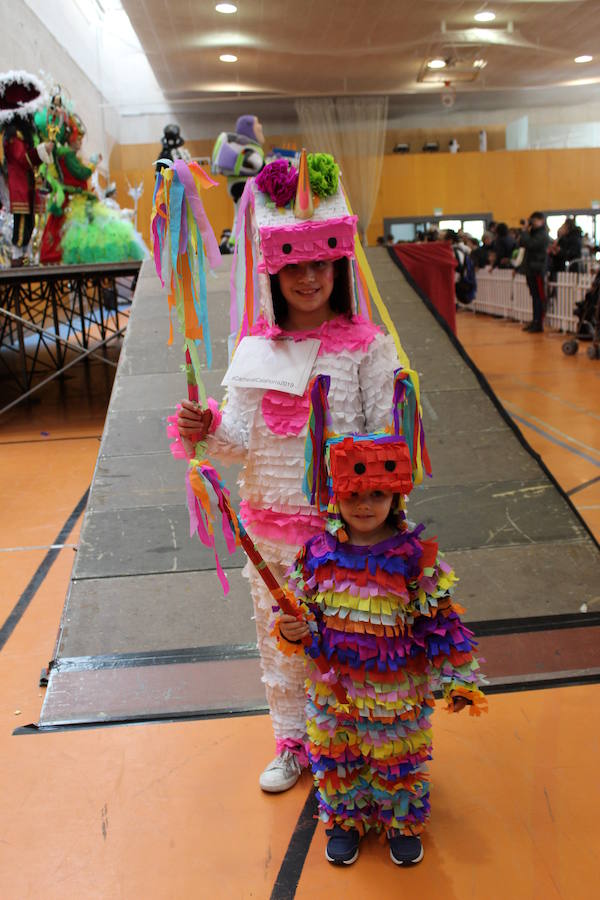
0 0 168 163
506 116 600 151
0 0 110 161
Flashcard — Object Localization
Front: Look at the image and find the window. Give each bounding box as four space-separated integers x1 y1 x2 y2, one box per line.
462 220 486 241
546 215 564 239
390 223 416 242
575 214 595 241
383 213 493 244
438 219 462 232
543 209 600 245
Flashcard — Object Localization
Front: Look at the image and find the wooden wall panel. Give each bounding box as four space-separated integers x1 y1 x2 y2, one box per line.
108 138 600 251
367 148 600 243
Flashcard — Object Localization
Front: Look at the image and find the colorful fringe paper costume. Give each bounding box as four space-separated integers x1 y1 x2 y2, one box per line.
278 375 486 835
35 101 147 266
193 152 424 762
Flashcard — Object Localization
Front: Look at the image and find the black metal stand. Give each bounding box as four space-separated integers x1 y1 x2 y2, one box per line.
0 261 141 414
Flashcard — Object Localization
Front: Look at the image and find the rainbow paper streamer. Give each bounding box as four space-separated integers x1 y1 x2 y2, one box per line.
391 370 432 485
151 158 221 405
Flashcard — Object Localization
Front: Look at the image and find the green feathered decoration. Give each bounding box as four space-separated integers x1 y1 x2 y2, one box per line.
307 153 339 198
60 195 147 265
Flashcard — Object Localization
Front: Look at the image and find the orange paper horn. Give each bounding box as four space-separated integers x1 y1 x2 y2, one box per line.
294 148 314 220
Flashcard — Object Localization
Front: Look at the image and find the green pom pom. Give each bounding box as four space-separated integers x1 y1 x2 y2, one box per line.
307 153 339 198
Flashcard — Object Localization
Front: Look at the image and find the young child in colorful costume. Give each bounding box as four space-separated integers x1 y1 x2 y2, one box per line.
276 373 487 866
177 151 404 792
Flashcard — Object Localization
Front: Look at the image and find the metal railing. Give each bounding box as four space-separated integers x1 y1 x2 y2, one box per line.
471 268 594 332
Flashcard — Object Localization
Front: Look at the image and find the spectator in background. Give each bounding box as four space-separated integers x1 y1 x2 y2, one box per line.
461 234 479 253
549 217 582 279
520 211 550 333
385 234 395 246
485 249 497 271
471 230 494 269
582 231 597 258
493 222 515 268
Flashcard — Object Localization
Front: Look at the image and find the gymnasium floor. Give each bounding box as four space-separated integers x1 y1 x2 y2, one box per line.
1 300 599 898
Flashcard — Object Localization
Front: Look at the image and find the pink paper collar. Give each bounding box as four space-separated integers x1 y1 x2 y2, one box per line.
250 314 381 355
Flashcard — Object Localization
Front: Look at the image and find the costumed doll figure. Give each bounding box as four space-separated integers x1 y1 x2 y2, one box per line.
50 114 147 266
38 112 101 265
177 151 405 792
0 71 53 267
211 115 265 249
276 374 487 867
156 124 191 174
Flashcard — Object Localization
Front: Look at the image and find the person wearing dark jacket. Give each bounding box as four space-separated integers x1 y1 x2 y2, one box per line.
549 218 582 278
520 211 550 332
493 222 515 268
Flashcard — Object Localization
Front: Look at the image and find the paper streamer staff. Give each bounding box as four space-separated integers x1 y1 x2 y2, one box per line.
151 158 348 705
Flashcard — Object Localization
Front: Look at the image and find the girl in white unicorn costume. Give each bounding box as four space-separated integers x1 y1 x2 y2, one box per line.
177 152 405 792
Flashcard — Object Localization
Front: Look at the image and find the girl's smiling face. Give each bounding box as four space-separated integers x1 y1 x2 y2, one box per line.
338 490 395 545
276 260 336 329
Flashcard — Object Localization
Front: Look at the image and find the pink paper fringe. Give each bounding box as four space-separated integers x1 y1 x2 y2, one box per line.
275 737 309 768
261 389 310 436
240 501 325 545
250 314 380 355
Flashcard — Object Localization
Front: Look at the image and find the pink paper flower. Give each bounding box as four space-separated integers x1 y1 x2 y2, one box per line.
255 159 298 207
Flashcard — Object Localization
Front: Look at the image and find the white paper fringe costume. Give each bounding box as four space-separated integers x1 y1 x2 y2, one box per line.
155 151 420 764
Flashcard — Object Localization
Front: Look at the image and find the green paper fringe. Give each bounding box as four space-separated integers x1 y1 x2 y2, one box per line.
307 153 339 198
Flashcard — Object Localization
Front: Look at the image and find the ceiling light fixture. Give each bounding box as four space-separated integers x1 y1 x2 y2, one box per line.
473 59 487 69
219 53 238 62
427 59 447 70
215 3 238 13
474 11 496 23
574 55 593 64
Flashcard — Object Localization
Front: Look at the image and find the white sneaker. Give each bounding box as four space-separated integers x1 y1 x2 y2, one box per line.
259 750 302 793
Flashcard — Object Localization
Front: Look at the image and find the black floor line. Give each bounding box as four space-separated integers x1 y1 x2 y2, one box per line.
0 488 90 653
270 787 319 900
567 474 600 497
387 247 600 554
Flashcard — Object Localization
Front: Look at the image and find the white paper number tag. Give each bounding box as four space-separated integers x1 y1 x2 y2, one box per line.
221 336 321 396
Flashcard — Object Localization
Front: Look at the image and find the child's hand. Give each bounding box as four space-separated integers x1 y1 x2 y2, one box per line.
451 696 470 713
279 613 310 643
177 399 213 443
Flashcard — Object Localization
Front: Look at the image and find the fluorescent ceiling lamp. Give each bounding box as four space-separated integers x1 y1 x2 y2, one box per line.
474 11 496 23
574 55 593 63
215 3 238 12
219 53 238 62
427 59 447 69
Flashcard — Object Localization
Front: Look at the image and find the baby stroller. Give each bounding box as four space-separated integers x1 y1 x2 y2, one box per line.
562 268 600 359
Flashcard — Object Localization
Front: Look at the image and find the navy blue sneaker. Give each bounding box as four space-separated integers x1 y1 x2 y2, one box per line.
325 825 360 865
388 833 424 866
